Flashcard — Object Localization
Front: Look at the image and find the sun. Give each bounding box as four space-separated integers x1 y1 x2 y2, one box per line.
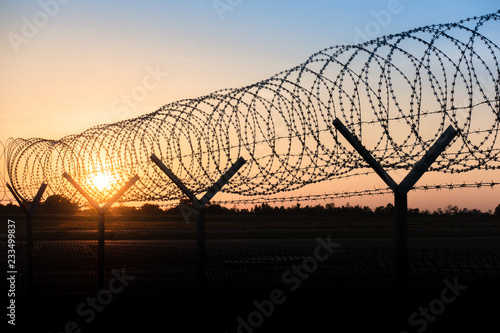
91 173 113 191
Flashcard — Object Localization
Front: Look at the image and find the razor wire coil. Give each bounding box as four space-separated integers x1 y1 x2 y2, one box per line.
1 12 500 204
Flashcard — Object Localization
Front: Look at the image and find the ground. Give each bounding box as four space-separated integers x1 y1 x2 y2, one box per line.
2 213 499 332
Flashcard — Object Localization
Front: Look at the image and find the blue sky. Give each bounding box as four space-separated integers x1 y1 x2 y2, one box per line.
1 0 499 139
1 0 499 210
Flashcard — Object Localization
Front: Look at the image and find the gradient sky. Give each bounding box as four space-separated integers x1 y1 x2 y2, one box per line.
1 0 499 211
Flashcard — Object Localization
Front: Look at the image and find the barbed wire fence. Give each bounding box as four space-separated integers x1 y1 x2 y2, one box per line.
5 242 500 297
209 182 500 207
1 12 500 305
1 11 499 207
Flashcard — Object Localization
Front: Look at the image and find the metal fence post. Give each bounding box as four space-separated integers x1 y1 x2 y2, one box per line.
196 207 206 291
333 118 457 290
394 189 409 289
97 212 105 289
5 182 46 298
63 173 139 290
150 154 246 293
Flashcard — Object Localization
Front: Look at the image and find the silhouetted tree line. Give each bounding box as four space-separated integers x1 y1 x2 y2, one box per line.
0 195 79 214
247 202 500 219
98 201 500 219
1 195 499 219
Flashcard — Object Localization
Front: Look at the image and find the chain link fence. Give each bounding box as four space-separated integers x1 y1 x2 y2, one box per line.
3 241 499 299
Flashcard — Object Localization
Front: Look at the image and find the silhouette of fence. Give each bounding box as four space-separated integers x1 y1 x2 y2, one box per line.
4 242 499 298
3 11 499 205
1 13 499 307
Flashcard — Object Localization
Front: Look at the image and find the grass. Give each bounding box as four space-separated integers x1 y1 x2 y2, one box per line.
2 212 499 240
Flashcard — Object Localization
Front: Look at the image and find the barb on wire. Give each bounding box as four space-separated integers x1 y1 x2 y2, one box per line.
208 182 500 206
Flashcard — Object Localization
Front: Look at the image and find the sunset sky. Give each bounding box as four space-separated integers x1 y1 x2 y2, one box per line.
1 0 499 211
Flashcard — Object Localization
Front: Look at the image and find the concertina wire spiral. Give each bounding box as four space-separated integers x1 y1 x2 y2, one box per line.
2 11 500 205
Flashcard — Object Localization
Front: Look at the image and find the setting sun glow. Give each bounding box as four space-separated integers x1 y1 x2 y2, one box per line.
90 174 114 191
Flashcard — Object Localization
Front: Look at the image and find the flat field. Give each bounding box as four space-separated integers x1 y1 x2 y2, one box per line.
2 213 499 332
3 212 500 240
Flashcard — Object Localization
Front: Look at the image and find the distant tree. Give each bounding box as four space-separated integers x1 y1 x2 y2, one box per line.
291 203 301 214
494 204 500 217
253 203 274 214
445 205 459 215
470 208 482 217
172 198 195 211
0 203 23 214
140 203 164 215
361 206 373 215
435 208 444 216
420 209 430 217
178 198 192 206
206 203 226 214
40 195 79 214
385 203 394 214
408 208 420 217
111 205 138 216
374 206 384 216
374 203 394 217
